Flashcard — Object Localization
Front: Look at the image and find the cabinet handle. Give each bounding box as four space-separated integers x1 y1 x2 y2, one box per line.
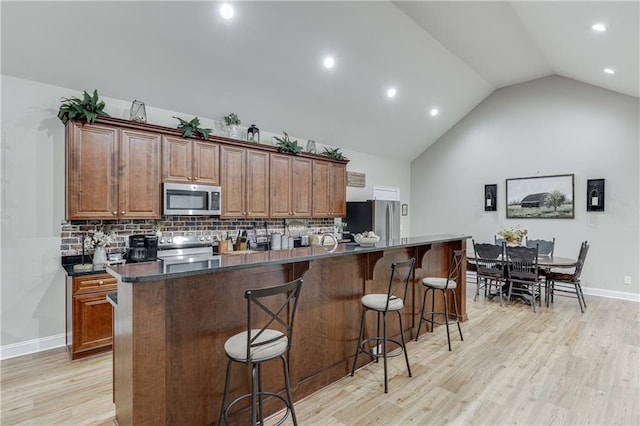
194 177 198 181
112 211 117 215
98 281 104 285
121 211 126 215
188 177 192 180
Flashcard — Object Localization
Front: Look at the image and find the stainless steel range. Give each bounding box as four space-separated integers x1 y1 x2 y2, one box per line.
157 235 221 273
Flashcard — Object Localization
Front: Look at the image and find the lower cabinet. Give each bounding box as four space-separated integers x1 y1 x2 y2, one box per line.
66 273 117 360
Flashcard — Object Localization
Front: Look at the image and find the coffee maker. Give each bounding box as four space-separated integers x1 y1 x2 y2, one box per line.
127 235 158 262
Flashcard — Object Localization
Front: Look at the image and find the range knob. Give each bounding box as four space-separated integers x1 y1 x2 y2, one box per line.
167 238 173 244
159 239 165 245
199 236 205 241
205 236 212 241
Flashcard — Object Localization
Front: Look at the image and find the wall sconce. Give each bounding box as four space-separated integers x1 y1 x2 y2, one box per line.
587 178 605 211
129 100 147 123
484 184 497 211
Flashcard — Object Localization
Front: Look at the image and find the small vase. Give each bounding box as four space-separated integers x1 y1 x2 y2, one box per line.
227 125 239 139
93 245 108 269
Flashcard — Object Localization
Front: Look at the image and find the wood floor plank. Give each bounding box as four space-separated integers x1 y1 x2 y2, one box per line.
1 283 638 425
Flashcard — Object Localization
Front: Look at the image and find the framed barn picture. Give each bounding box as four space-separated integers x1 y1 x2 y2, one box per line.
506 174 574 219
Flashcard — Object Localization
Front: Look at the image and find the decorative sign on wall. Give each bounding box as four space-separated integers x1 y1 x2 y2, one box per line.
347 171 366 188
484 184 497 211
506 174 575 219
586 178 605 211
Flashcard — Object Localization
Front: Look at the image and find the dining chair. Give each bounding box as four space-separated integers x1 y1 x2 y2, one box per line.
472 241 507 305
546 241 589 312
505 245 541 312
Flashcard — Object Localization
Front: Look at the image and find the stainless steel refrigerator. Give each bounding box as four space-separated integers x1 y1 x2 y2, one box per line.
346 200 401 242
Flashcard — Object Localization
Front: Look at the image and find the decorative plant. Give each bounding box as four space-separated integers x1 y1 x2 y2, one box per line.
58 89 109 124
173 116 212 139
223 113 241 126
322 146 348 161
273 131 302 154
497 225 528 245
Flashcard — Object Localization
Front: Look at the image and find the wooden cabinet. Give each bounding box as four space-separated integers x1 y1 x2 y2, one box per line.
162 135 220 184
66 121 162 220
66 273 117 360
270 154 313 218
220 145 269 218
312 160 347 218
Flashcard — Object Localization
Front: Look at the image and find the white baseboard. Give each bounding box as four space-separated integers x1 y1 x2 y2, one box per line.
582 287 640 302
0 333 66 360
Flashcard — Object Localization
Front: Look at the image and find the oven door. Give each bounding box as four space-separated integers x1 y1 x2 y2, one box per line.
163 183 221 215
160 254 221 274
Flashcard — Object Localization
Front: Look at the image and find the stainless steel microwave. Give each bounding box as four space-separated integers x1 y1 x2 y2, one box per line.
163 183 222 216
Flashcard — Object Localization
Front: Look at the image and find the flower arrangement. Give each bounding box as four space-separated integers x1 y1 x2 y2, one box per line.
498 225 527 245
84 226 117 250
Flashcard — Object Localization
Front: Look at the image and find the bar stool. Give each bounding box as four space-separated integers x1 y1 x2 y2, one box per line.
218 278 304 426
350 258 416 393
415 250 464 351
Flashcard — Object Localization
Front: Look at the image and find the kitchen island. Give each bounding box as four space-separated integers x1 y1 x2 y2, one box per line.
108 234 469 425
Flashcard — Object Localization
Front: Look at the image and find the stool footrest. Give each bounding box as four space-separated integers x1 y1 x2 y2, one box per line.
359 337 406 359
224 391 292 426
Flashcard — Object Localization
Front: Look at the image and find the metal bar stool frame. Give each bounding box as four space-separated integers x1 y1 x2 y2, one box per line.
218 278 303 426
415 249 465 351
350 258 416 394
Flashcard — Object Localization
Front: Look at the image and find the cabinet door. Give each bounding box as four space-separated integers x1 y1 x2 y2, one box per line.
120 129 162 219
193 140 220 185
270 154 292 218
162 135 193 183
66 122 118 219
245 149 270 218
312 160 330 217
72 292 113 356
329 163 347 217
291 157 313 217
220 145 245 218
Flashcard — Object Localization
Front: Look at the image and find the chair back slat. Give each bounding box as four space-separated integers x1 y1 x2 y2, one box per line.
473 241 504 276
526 237 555 256
446 250 465 289
572 241 590 282
506 245 539 280
384 258 416 311
244 278 304 362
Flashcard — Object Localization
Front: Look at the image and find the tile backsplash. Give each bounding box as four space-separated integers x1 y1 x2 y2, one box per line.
61 217 336 256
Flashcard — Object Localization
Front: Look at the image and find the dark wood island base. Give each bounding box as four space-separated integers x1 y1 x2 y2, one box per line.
109 235 469 425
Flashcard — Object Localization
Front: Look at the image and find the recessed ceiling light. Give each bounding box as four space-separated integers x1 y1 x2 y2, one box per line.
323 56 335 69
604 68 615 74
386 88 397 98
592 23 607 32
220 4 234 20
430 108 439 117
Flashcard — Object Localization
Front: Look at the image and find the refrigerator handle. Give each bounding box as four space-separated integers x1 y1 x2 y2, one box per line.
386 203 392 241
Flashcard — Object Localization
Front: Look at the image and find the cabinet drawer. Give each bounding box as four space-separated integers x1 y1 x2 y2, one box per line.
73 273 117 294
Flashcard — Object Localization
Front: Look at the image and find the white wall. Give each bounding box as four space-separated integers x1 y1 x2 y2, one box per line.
0 75 411 357
411 75 640 297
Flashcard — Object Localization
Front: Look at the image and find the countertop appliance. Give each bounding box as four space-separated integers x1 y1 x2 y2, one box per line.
346 200 401 242
156 235 221 274
127 235 159 263
163 182 222 216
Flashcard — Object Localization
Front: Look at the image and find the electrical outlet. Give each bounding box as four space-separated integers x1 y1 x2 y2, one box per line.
624 276 632 285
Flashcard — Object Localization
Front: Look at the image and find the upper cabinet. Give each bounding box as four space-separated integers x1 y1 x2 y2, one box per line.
66 121 161 220
312 161 346 218
270 154 313 218
220 145 270 218
65 117 347 221
162 135 220 185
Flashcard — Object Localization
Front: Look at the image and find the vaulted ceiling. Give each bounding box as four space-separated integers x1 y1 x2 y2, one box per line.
2 1 638 161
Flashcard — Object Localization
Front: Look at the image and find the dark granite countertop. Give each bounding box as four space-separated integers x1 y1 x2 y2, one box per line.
107 234 470 283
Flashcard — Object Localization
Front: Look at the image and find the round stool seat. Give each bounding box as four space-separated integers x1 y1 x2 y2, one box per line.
422 277 457 289
361 294 404 311
224 329 288 362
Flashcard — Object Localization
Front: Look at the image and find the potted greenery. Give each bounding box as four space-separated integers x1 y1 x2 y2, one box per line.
173 116 212 139
58 89 109 124
223 113 241 138
322 146 348 161
273 131 302 154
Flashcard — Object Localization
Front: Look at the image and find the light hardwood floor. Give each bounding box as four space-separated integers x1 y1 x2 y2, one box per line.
2 283 639 425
